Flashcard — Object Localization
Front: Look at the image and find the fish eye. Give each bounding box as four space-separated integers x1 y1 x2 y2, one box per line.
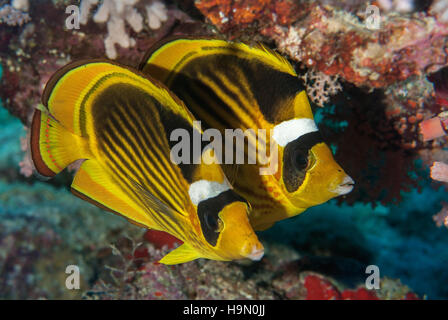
295 153 308 170
204 211 220 233
293 149 309 171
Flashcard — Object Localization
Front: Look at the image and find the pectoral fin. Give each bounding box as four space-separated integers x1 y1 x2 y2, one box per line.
158 243 202 265
253 221 275 231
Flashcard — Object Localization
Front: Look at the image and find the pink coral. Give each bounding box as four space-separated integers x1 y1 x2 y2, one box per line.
301 69 342 108
430 161 448 183
18 131 34 178
419 116 448 142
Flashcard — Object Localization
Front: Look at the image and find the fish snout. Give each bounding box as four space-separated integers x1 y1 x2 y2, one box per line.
332 175 355 196
242 243 265 261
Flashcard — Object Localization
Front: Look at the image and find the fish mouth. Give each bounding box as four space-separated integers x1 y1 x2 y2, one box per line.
246 245 265 261
332 176 355 196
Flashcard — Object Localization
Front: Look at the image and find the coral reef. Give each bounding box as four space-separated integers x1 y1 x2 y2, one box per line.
430 0 448 22
378 0 414 13
0 3 30 26
196 0 448 89
303 274 378 300
11 0 28 11
301 69 342 108
430 161 448 183
84 234 420 300
0 172 144 299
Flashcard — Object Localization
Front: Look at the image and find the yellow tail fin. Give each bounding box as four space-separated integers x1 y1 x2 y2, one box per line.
30 109 86 177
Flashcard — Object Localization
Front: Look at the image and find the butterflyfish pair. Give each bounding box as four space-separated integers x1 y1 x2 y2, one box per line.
139 37 354 231
30 37 354 265
30 60 264 264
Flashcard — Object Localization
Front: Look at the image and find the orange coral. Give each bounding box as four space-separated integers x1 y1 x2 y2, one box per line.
196 0 301 32
196 1 448 88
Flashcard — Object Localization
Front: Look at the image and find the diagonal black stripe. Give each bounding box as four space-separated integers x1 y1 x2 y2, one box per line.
199 67 255 122
102 121 178 210
123 97 186 189
103 144 182 235
106 160 179 234
180 80 234 131
110 108 183 209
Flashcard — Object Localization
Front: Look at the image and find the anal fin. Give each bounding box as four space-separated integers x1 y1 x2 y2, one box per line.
158 243 202 265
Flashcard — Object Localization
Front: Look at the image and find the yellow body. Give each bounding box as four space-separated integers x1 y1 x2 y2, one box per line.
30 60 263 264
140 38 354 230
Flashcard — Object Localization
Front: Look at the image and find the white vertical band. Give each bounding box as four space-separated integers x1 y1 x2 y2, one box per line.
188 180 230 206
272 118 318 147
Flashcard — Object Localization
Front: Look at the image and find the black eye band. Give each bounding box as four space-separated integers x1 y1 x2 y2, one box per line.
290 131 324 152
197 190 248 246
282 131 324 193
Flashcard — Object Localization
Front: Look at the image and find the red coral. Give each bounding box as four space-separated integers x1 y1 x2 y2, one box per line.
304 275 342 300
404 292 420 300
195 0 302 33
143 229 183 249
304 275 421 300
305 275 379 300
133 246 150 260
341 288 379 300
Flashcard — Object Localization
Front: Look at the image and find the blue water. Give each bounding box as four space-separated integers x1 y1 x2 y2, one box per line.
0 104 23 171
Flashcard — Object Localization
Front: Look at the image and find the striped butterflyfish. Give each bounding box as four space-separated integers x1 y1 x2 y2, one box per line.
139 37 354 231
29 60 264 264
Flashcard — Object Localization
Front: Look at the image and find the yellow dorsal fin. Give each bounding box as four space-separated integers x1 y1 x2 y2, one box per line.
253 42 295 73
139 37 297 84
42 60 196 136
158 243 202 265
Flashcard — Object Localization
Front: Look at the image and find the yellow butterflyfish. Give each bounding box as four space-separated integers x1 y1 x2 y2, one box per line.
30 60 263 264
139 37 354 231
